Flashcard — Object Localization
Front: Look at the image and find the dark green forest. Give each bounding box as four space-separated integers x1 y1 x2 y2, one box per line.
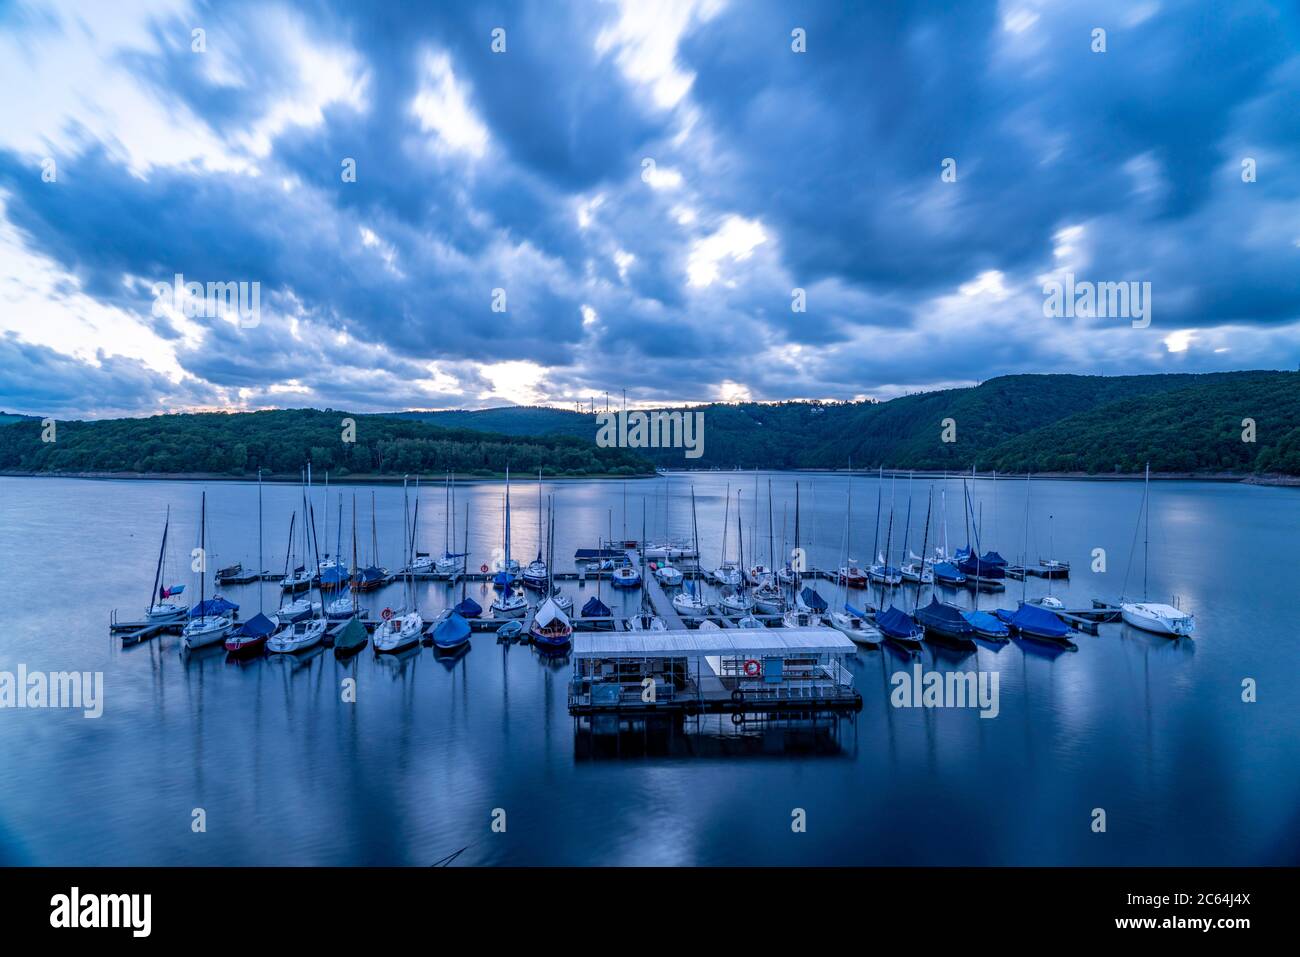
0 409 653 477
4 371 1297 478
403 371 1300 475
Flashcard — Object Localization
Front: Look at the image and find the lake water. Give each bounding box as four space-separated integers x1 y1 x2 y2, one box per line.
0 472 1296 865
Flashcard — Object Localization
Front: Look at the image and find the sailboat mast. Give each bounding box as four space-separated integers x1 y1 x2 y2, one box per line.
1022 472 1031 604
767 479 775 572
793 483 801 593
721 483 731 568
199 491 206 608
1143 462 1150 600
736 490 744 583
872 466 883 563
150 505 169 612
914 488 932 615
461 502 470 602
257 470 264 615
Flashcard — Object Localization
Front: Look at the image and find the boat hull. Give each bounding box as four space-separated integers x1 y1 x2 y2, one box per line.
1121 603 1194 637
183 617 233 649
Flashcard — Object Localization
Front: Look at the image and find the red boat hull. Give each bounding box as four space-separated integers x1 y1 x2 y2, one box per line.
224 634 267 657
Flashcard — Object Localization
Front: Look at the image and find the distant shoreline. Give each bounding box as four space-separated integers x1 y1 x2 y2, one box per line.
2 468 1297 486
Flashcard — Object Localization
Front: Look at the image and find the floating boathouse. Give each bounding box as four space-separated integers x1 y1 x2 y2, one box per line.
567 627 862 718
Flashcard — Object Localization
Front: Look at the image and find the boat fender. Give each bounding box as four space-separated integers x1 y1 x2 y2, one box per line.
743 658 761 677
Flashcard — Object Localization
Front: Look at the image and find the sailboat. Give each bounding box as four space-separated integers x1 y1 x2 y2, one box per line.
227 470 277 656
182 491 237 649
331 496 370 655
829 478 881 644
144 505 186 621
710 483 743 586
673 487 710 619
835 475 868 588
452 502 482 620
782 484 823 627
435 473 467 575
490 468 529 618
1120 464 1195 637
720 489 755 615
327 493 363 621
354 492 389 592
268 467 327 654
278 509 312 592
530 501 575 648
629 502 667 631
522 470 550 591
868 470 902 586
374 476 426 652
406 475 435 574
752 480 785 614
914 487 975 646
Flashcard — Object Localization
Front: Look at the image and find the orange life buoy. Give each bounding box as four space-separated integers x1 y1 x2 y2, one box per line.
743 658 761 677
480 563 489 573
381 607 393 621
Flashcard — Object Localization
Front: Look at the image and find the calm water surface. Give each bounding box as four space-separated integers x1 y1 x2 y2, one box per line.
0 472 1296 865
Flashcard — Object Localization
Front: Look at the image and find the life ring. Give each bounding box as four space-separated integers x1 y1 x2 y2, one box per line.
480 563 489 573
743 658 761 677
381 607 393 621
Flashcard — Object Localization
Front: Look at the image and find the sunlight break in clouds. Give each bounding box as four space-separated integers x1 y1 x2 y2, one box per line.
411 51 490 158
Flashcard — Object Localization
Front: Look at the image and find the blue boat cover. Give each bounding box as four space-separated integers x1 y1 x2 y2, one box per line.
844 603 868 618
581 596 612 618
1009 602 1070 638
916 596 971 633
981 551 1008 566
994 608 1016 624
453 596 482 618
189 597 238 618
932 561 964 581
360 565 385 583
320 565 350 585
493 570 515 589
876 605 918 638
962 609 1009 636
433 612 471 648
800 587 828 612
237 612 275 637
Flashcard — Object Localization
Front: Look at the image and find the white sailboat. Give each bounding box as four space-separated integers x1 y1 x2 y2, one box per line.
182 491 235 648
1121 464 1195 637
672 486 710 619
490 468 529 619
145 505 187 620
269 466 326 654
375 476 426 652
782 483 823 628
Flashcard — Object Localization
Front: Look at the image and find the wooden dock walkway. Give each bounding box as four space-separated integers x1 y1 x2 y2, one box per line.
629 549 687 630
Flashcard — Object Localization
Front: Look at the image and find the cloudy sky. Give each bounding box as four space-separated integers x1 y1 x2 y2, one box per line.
0 0 1297 418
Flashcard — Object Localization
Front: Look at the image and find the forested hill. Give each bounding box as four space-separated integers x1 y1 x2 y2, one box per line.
0 409 653 477
400 371 1300 475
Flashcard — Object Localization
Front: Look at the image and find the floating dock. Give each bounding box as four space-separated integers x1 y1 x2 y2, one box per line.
568 627 862 721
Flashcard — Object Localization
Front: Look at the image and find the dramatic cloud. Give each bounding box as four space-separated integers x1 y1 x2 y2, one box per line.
0 0 1297 417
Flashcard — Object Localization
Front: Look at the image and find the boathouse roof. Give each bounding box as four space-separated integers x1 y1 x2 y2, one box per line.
573 627 856 659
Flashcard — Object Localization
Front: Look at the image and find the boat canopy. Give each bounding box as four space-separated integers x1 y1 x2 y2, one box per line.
533 597 571 629
334 617 368 650
320 565 350 585
875 605 917 638
360 565 385 583
453 596 482 618
189 597 238 618
843 603 868 619
237 612 275 637
581 596 612 618
916 597 969 630
981 551 1008 566
962 609 1008 636
433 612 471 647
800 587 828 612
493 571 515 589
1006 602 1070 637
932 561 964 580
